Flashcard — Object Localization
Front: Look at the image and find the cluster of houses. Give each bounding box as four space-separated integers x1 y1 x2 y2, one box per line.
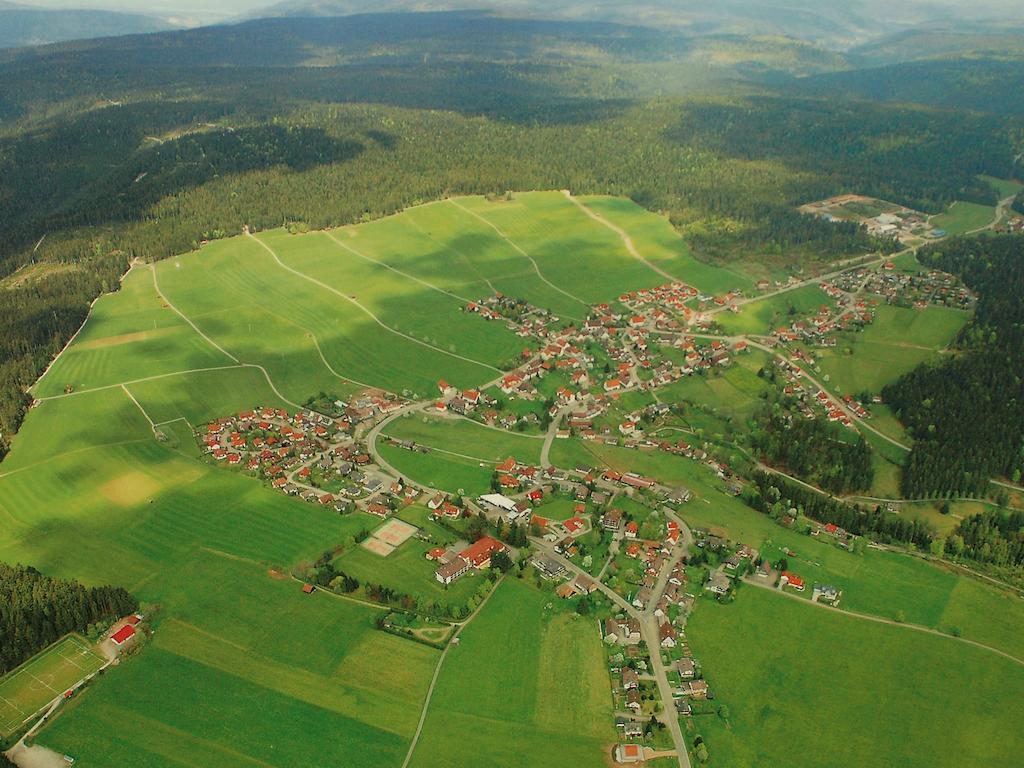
464 292 554 336
199 397 410 512
771 358 861 428
829 262 974 311
770 296 875 348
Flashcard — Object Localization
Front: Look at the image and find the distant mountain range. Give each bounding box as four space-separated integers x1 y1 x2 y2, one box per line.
0 1 180 49
247 0 1024 50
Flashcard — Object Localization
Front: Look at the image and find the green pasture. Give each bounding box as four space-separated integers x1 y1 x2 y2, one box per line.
576 195 752 294
155 234 497 399
0 635 105 738
549 438 1024 658
455 191 683 305
817 304 967 395
384 412 544 465
716 284 834 336
32 266 233 399
42 555 439 768
657 351 771 423
686 587 1024 768
409 578 614 768
930 201 996 235
979 175 1023 199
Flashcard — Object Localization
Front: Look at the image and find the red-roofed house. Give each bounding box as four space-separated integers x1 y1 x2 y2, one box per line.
563 516 586 535
111 624 136 646
459 536 507 569
781 571 805 591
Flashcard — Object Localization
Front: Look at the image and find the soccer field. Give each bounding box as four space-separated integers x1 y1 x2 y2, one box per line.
0 635 105 737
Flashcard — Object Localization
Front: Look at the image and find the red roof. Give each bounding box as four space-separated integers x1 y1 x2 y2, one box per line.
111 624 136 645
460 536 506 568
564 516 585 534
125 614 141 626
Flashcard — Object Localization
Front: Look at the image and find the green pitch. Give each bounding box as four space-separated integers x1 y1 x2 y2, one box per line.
0 635 105 738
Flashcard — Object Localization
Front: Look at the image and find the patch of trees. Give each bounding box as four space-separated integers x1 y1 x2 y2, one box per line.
0 562 137 675
752 409 873 493
883 235 1024 498
1013 192 1024 216
953 508 1024 571
748 472 933 549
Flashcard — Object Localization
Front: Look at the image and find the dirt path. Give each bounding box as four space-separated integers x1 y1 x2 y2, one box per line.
400 575 506 768
248 231 500 373
323 231 475 303
562 190 678 283
446 198 589 316
743 577 1024 666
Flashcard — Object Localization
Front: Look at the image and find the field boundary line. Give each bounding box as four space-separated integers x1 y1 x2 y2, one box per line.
562 190 679 283
0 439 152 480
33 364 245 403
401 575 505 768
150 264 240 363
446 198 589 316
121 384 156 432
744 578 1024 666
248 232 501 373
323 230 476 303
402 213 500 294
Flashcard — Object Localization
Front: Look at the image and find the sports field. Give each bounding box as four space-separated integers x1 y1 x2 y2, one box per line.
0 635 105 738
409 578 614 768
686 587 1024 768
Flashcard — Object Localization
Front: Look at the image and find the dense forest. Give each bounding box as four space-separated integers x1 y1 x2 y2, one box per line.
883 235 1024 498
0 563 137 675
752 410 874 494
748 472 933 548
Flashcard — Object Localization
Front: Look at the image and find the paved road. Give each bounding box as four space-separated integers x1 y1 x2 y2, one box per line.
531 538 693 768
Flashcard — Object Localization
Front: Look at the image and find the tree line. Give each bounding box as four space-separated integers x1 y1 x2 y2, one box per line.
0 562 137 675
748 472 933 549
883 235 1024 498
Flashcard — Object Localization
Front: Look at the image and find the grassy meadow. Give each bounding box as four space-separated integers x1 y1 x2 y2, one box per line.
409 578 615 768
549 437 1024 659
686 587 1024 768
817 304 968 395
930 200 996 234
717 284 834 336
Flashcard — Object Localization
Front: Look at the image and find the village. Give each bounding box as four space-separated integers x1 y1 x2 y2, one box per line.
187 250 952 766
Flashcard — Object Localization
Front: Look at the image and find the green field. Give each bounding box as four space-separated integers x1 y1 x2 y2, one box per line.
979 175 1024 199
333 509 485 608
409 578 614 768
817 304 968 395
717 284 834 336
686 587 1024 768
31 192 746 406
379 412 545 495
576 195 753 294
549 437 1024 659
0 635 105 738
930 200 996 235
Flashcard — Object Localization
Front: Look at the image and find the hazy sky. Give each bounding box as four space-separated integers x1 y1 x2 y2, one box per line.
13 0 1024 26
